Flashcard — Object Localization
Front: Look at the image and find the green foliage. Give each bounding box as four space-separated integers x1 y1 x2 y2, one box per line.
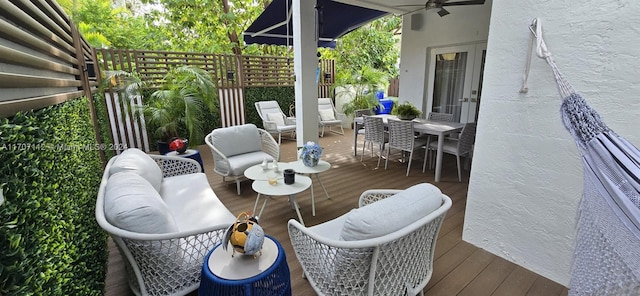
244 87 295 127
335 66 388 116
320 15 401 79
392 101 422 119
105 66 218 146
0 98 107 295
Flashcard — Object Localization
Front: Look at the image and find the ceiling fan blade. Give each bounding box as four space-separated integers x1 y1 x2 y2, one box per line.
437 8 450 17
442 0 485 6
399 6 426 17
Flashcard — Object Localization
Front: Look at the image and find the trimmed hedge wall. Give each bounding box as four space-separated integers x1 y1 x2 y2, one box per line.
0 97 107 295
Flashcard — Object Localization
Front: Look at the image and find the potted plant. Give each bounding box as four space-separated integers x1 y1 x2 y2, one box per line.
104 65 218 153
333 66 388 117
392 101 421 120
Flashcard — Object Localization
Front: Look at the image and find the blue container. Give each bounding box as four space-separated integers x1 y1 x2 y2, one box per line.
376 98 393 115
375 91 384 100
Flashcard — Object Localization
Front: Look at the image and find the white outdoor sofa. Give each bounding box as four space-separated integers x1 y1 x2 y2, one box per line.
288 183 452 296
95 148 236 296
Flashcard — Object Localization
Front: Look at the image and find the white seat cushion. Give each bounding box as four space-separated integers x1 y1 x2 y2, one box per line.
211 124 263 158
267 112 286 127
339 183 443 241
227 151 275 176
109 148 163 192
319 109 336 121
160 173 236 232
104 172 178 234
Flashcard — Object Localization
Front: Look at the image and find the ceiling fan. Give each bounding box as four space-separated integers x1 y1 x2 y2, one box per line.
398 0 486 17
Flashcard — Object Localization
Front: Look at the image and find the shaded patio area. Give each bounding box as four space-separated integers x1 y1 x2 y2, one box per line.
105 128 568 296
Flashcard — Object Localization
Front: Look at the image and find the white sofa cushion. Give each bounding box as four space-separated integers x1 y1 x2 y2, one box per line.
109 148 163 192
104 172 178 234
267 112 286 127
319 108 336 121
339 183 443 241
227 151 274 176
160 173 236 232
211 124 262 158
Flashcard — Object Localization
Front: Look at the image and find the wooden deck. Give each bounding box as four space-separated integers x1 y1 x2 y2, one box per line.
105 128 568 296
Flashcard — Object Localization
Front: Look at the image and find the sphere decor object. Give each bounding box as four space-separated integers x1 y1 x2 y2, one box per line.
298 141 322 167
222 212 265 258
169 137 189 154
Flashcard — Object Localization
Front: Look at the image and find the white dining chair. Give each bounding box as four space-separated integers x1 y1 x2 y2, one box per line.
424 122 477 182
386 118 428 176
362 115 387 168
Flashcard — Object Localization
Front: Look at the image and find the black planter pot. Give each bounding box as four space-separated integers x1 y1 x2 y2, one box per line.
157 141 170 155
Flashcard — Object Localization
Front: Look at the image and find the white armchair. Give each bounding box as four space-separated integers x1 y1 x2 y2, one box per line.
318 97 346 137
95 149 236 296
205 123 279 195
255 100 297 144
288 183 451 296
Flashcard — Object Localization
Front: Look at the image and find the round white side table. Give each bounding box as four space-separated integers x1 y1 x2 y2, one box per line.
287 160 332 216
252 175 311 225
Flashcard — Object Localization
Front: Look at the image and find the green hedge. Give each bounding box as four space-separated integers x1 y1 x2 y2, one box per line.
244 87 295 128
0 97 107 295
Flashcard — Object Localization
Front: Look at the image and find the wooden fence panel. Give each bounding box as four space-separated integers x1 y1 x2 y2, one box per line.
387 77 399 97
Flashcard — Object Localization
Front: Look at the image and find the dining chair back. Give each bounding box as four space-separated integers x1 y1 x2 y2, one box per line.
317 98 345 137
425 122 477 181
254 100 297 144
362 115 387 168
386 118 428 176
427 112 454 122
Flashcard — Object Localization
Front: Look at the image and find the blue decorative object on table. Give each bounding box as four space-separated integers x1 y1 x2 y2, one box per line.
298 141 323 167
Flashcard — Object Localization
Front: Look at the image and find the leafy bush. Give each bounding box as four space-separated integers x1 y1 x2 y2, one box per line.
0 97 107 295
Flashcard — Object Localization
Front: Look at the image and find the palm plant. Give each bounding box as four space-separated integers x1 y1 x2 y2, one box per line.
334 66 388 117
104 65 218 148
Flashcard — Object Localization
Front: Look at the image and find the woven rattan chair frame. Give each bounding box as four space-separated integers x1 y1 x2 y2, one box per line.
427 112 454 122
361 115 387 168
318 98 346 137
386 119 428 176
96 154 231 296
425 122 477 182
254 100 297 144
205 126 279 195
288 189 452 296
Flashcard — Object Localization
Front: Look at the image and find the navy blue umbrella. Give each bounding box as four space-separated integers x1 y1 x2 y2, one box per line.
243 0 388 48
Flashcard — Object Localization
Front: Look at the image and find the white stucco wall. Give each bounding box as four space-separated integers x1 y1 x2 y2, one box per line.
462 0 640 287
397 0 492 109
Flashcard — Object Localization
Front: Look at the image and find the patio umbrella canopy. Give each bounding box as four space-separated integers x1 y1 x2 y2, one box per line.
243 0 388 48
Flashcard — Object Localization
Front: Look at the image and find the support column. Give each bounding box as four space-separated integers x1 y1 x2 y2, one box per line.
293 0 319 147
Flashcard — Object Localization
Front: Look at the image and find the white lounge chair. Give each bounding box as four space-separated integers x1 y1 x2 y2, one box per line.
254 100 297 144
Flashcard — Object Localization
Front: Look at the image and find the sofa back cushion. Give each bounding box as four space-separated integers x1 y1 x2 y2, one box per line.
109 148 163 192
339 183 443 241
104 172 178 234
211 124 262 157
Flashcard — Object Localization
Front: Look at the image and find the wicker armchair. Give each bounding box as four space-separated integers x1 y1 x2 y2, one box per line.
96 152 236 296
318 97 346 137
255 100 297 144
205 124 280 195
288 183 452 296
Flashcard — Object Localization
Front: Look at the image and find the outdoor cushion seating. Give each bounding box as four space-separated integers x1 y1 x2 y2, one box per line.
255 100 297 144
288 183 452 296
318 97 346 137
205 123 280 195
95 148 236 296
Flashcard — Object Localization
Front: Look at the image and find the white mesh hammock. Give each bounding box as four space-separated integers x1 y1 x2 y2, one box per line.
523 18 640 295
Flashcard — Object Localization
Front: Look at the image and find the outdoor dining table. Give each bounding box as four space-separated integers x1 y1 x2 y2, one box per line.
353 114 465 182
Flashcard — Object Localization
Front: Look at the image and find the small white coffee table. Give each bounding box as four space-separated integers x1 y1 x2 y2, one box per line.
244 162 290 181
252 175 312 225
287 160 331 216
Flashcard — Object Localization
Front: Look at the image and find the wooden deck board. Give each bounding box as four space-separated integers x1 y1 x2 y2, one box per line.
104 128 568 296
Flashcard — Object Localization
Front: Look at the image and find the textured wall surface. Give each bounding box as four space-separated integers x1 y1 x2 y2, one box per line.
398 0 640 286
463 0 640 286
